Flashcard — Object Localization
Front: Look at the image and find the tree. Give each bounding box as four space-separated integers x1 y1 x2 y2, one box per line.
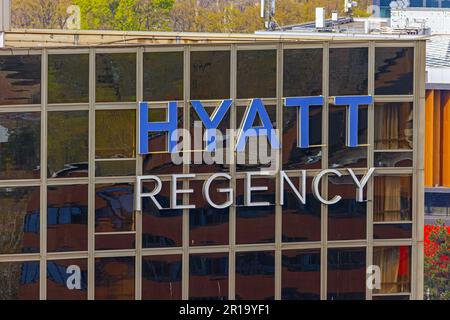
74 0 175 31
424 220 450 300
11 0 73 29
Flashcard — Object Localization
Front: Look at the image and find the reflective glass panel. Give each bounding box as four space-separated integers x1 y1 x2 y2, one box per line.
374 176 412 222
95 183 134 232
328 104 367 168
189 179 229 246
282 177 321 242
374 151 413 168
375 47 414 95
327 248 366 300
95 233 135 250
375 102 413 150
283 105 322 170
47 259 87 300
189 253 228 300
95 110 136 159
373 246 411 294
95 160 136 177
328 175 367 241
236 104 277 172
190 51 230 100
95 257 135 300
0 55 41 105
190 105 230 174
0 261 39 300
96 53 136 102
237 50 276 99
48 54 89 104
143 52 183 101
281 249 321 300
236 178 275 244
47 185 88 252
0 187 40 254
48 111 89 178
235 251 275 300
142 255 182 300
283 48 323 97
142 181 183 248
142 107 183 175
329 48 368 96
373 223 412 239
0 112 40 180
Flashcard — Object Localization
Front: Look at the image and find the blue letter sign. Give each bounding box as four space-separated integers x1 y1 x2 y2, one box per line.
333 96 373 148
235 99 281 152
191 99 232 152
284 96 324 148
139 101 178 154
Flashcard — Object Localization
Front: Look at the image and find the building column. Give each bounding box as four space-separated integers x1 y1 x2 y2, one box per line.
442 91 450 186
425 90 435 187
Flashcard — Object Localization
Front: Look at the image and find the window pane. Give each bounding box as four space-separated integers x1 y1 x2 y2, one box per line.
47 259 87 300
374 176 412 222
0 55 41 105
95 183 134 232
142 181 182 248
282 177 321 242
0 112 40 180
375 102 413 150
142 107 183 175
283 48 322 97
142 255 182 300
95 110 136 159
96 53 136 102
0 187 40 254
328 175 366 241
47 185 88 252
329 104 367 168
48 111 89 178
191 51 230 100
95 160 136 177
143 52 183 101
373 223 412 239
282 249 321 300
95 257 135 300
374 151 413 168
236 104 277 172
0 261 39 300
235 251 275 300
236 178 275 244
237 50 276 99
190 105 230 173
189 253 228 300
48 54 89 104
327 248 366 300
375 47 414 95
189 180 229 246
283 105 322 170
329 48 368 96
373 246 411 294
95 233 135 250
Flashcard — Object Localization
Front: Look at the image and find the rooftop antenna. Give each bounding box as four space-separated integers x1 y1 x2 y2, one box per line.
261 0 277 31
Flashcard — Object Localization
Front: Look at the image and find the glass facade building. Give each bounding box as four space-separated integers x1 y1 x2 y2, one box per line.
0 39 425 300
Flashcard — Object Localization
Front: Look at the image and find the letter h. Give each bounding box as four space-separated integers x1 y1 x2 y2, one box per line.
139 101 178 155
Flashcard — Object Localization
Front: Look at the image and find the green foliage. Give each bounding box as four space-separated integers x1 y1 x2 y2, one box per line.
74 0 175 31
424 220 450 300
